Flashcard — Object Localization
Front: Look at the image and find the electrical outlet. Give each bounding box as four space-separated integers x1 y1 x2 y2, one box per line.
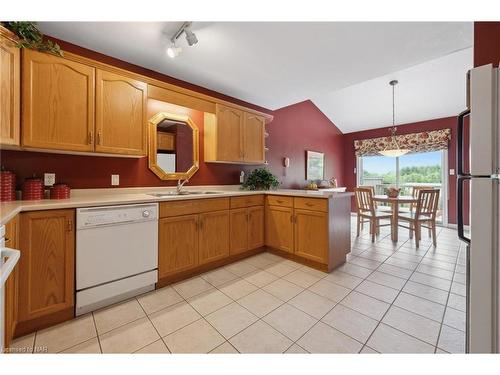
111 174 120 186
44 173 56 186
449 169 455 176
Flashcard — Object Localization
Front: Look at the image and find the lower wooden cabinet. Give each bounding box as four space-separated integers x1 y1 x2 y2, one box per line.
294 208 328 263
265 195 349 271
230 206 264 255
4 216 19 351
199 210 230 265
17 209 75 334
265 205 294 253
158 214 199 278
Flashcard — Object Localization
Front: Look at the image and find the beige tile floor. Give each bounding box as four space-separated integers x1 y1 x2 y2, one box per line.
9 217 466 354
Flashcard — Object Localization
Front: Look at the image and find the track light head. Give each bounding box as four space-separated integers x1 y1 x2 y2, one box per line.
184 27 198 46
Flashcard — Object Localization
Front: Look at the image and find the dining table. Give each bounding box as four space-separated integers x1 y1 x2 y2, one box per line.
372 195 418 242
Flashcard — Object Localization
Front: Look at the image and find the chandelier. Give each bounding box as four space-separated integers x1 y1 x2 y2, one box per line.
379 80 409 157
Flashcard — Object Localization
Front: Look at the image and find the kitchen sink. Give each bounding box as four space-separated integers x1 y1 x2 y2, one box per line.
148 191 224 197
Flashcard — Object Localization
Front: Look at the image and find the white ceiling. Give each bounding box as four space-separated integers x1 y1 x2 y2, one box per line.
37 22 473 132
313 47 473 133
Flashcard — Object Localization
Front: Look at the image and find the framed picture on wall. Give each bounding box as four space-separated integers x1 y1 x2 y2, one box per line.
306 150 324 180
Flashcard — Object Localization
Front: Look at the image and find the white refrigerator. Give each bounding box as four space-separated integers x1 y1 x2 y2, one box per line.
457 63 500 353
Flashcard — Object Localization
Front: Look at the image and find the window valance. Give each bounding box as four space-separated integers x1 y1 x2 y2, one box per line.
354 128 452 157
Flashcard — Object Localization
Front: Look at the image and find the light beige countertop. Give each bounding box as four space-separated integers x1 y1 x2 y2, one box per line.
0 185 352 225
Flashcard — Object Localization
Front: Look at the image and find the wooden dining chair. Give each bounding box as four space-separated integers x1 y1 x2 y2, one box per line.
354 187 393 242
410 186 434 236
398 189 440 247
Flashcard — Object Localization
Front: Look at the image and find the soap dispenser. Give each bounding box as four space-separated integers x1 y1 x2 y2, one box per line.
239 171 245 184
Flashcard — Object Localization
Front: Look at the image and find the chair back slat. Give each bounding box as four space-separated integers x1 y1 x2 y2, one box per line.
416 189 440 218
354 187 375 214
411 186 433 209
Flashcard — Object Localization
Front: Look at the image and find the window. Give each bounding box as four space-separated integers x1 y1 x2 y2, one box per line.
358 150 447 224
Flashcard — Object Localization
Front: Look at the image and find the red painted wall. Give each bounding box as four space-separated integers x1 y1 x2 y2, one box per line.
342 117 460 224
474 22 500 68
266 100 345 189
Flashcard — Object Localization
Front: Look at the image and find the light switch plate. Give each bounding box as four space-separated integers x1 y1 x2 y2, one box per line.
44 173 56 186
449 169 455 176
111 174 120 186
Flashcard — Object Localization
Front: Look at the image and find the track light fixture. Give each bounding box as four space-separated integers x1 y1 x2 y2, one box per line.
166 22 198 59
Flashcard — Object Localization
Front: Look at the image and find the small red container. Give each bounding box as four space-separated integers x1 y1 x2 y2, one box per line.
22 178 44 200
0 171 17 201
50 183 71 199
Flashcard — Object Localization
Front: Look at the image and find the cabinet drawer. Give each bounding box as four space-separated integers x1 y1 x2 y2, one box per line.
294 197 328 212
265 195 293 208
160 198 229 218
230 194 264 209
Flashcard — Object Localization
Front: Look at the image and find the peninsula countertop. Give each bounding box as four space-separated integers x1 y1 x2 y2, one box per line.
0 186 353 225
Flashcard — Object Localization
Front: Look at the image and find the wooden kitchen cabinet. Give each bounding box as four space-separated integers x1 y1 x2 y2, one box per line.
265 205 294 253
157 132 175 151
243 113 265 163
0 30 20 147
205 104 267 164
3 216 19 351
248 206 265 250
22 49 95 152
294 208 328 263
199 210 230 265
16 209 75 335
230 196 264 255
158 214 199 278
95 69 147 155
229 208 249 255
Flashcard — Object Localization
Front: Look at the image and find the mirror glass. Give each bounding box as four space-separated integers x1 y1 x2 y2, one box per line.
148 112 199 180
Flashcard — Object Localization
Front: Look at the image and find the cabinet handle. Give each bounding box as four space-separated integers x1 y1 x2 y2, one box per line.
97 131 102 145
67 220 73 232
88 131 94 144
305 202 314 207
4 237 11 244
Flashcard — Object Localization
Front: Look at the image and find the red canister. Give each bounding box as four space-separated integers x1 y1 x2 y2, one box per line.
0 170 16 201
22 177 44 200
50 183 71 199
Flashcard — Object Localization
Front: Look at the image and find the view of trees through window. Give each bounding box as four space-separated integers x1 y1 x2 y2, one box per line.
363 164 442 184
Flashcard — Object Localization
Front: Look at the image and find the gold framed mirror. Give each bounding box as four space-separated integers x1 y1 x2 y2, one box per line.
148 112 199 180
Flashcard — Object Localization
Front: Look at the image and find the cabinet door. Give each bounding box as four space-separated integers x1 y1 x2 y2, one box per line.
4 215 19 350
216 104 243 161
230 208 248 255
95 69 147 155
22 49 95 152
0 34 20 146
159 215 198 278
199 210 230 265
294 209 328 264
243 113 265 163
265 206 294 253
18 210 75 322
248 206 264 250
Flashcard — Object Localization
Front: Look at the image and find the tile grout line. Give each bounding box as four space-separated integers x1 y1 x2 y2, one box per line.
91 312 103 354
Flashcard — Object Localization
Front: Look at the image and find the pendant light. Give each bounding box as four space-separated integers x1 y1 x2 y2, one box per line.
379 80 409 157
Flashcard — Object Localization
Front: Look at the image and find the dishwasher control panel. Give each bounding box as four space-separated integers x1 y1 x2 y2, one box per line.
77 203 158 229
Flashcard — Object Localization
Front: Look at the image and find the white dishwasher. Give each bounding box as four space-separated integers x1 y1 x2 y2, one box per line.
76 203 158 316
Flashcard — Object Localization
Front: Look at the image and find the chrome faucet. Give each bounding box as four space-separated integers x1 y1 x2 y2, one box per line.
177 178 189 194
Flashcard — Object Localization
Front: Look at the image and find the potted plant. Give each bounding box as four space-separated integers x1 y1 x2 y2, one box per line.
2 21 63 56
241 168 280 191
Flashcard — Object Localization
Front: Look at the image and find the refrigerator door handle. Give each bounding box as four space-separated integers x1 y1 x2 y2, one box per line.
457 175 471 245
457 109 471 177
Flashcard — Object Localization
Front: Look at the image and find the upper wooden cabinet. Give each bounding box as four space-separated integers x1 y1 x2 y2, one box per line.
205 104 266 164
95 70 147 155
22 49 95 152
0 32 20 147
243 113 265 163
17 209 75 334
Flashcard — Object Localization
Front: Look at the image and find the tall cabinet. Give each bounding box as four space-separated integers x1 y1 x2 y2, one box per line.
0 29 20 147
